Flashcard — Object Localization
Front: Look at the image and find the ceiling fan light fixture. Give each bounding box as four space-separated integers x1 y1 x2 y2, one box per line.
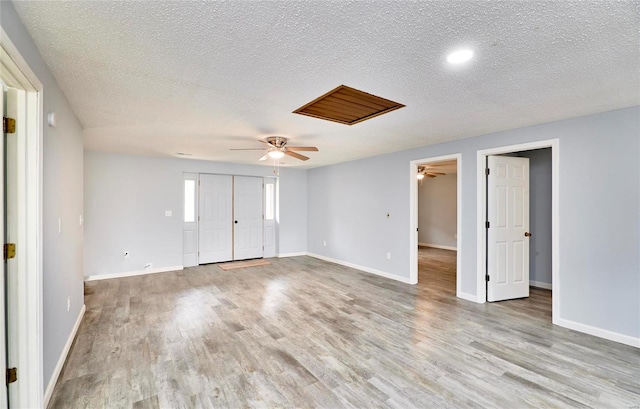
416 173 425 180
268 150 285 159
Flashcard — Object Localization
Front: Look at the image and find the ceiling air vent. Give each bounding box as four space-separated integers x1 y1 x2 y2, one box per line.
293 85 405 125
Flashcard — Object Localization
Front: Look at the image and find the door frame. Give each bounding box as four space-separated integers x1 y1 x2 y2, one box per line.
0 27 45 408
476 139 559 324
409 153 462 296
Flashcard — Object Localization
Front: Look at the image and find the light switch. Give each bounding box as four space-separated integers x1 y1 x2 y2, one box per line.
165 210 172 217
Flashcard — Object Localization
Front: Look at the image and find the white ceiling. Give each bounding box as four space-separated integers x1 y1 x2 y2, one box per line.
12 1 639 168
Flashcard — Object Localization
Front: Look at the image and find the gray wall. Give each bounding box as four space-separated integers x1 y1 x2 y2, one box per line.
418 174 457 248
308 106 640 339
1 1 85 391
84 152 307 277
509 148 552 285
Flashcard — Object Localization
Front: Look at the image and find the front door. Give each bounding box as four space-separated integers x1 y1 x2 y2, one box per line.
198 174 233 263
487 155 530 302
233 176 263 260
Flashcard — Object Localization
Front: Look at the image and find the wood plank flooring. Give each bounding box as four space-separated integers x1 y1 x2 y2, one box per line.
49 248 640 408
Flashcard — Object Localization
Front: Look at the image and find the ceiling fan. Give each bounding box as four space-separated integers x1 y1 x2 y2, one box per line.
417 165 446 180
231 136 318 161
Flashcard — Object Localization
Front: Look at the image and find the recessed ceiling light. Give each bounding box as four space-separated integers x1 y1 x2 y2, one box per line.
447 49 474 64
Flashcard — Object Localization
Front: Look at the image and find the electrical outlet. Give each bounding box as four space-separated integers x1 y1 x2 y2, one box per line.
165 210 172 217
67 296 71 312
323 240 327 247
386 252 391 260
144 263 153 270
124 251 130 258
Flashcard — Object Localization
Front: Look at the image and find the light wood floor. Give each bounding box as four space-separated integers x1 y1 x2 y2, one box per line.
49 248 640 408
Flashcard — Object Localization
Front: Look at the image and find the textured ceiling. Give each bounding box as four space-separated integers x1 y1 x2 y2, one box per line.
12 1 640 168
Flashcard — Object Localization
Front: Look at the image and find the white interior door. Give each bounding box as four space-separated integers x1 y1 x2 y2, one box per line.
263 178 276 258
487 155 530 302
5 85 21 406
1 83 8 408
198 174 233 263
233 176 263 260
182 173 198 267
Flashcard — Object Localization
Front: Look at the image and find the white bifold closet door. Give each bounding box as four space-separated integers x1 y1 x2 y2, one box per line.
233 176 264 260
198 174 233 263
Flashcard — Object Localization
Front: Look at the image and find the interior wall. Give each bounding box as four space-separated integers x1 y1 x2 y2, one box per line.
508 148 552 286
84 151 307 278
307 106 640 340
418 173 457 249
1 1 85 392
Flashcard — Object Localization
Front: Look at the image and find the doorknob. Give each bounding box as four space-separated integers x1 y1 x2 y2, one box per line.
234 220 238 224
525 232 532 237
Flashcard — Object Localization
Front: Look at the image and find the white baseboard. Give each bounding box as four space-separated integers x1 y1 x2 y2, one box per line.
530 280 552 290
277 252 307 258
456 291 477 302
44 304 86 407
307 252 413 284
556 317 640 348
418 243 457 251
84 265 183 282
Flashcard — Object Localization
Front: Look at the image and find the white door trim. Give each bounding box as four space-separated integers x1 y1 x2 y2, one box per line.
409 153 462 298
476 139 559 325
0 27 44 408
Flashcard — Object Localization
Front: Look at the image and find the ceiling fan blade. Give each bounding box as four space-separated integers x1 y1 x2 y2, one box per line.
425 174 437 178
259 153 269 161
286 146 318 152
428 172 446 175
284 151 309 161
230 148 267 151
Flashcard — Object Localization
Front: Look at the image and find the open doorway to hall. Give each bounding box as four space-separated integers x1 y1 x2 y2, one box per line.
416 158 459 294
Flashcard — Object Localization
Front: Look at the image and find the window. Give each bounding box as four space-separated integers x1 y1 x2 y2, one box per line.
184 180 195 222
265 183 274 220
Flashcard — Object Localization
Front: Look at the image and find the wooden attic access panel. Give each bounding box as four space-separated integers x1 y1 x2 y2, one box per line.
293 85 405 125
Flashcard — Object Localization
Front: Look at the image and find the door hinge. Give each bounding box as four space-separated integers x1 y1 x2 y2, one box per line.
3 117 16 134
6 367 17 384
4 243 16 260
485 274 490 282
485 221 490 229
485 168 490 176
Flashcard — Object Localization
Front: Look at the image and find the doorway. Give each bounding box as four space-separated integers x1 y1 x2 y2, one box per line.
0 28 45 408
417 159 458 293
477 139 560 324
409 154 462 297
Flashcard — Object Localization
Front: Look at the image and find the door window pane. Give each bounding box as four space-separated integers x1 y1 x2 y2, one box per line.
265 183 274 220
184 180 195 222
